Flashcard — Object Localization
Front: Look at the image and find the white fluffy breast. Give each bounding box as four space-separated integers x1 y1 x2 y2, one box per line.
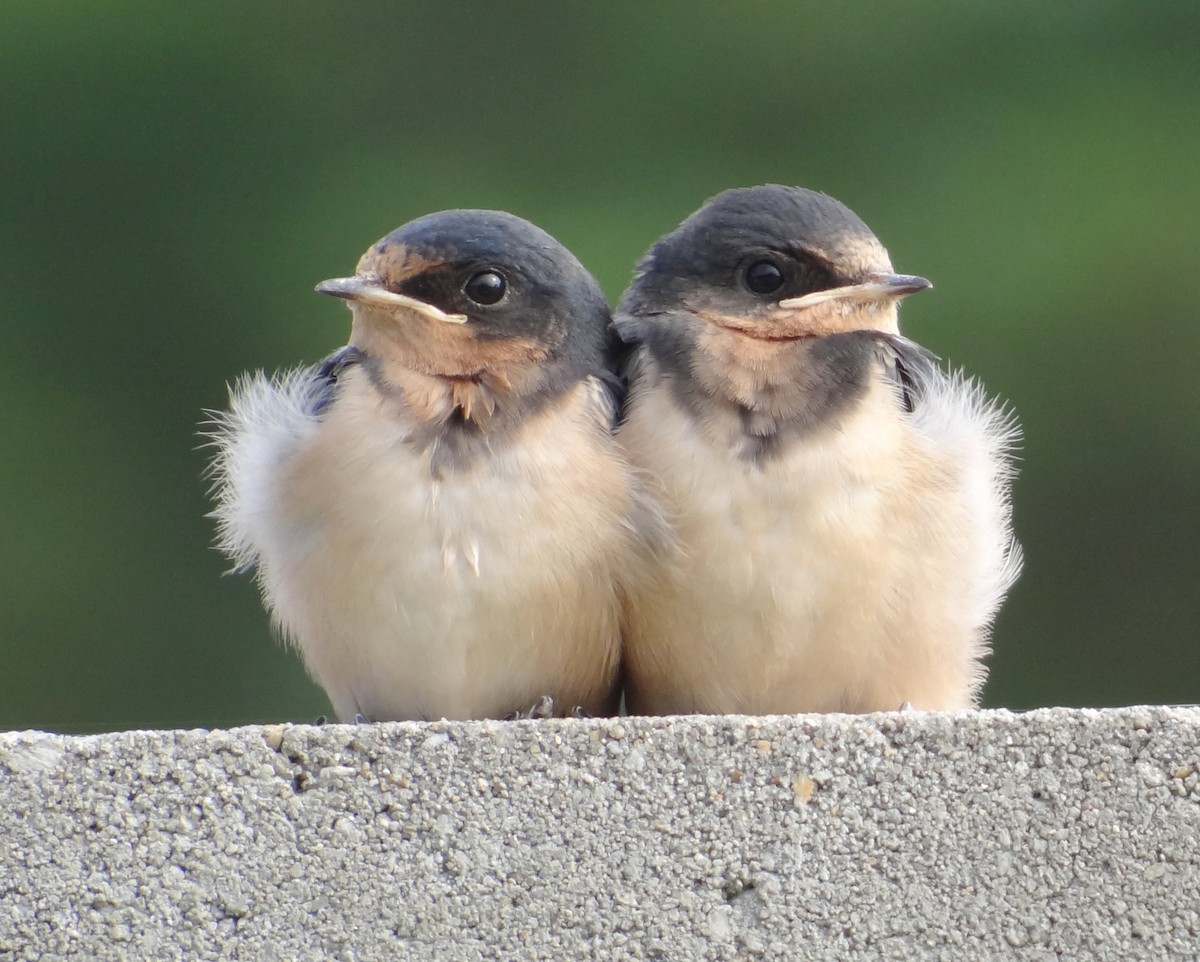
619 355 1021 714
208 366 640 721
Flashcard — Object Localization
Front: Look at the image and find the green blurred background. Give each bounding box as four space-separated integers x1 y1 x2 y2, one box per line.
2 2 1196 732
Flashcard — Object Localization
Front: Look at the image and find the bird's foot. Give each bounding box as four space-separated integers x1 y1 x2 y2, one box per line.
897 701 914 712
353 712 372 725
505 695 557 720
503 696 594 720
313 715 328 726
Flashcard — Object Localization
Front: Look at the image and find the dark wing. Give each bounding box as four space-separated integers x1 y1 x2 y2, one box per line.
310 345 365 417
597 316 640 428
593 369 626 430
875 336 938 414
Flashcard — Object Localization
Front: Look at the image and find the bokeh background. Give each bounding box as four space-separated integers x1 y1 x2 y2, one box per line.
2 2 1196 732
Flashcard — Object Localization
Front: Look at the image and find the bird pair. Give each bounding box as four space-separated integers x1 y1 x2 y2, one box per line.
207 185 1021 723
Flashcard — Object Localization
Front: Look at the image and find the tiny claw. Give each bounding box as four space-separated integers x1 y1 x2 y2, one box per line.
897 701 913 712
570 705 589 719
353 712 371 725
506 695 557 720
313 715 328 726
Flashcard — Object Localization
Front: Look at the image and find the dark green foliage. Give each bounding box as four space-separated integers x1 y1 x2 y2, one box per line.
1 2 1196 730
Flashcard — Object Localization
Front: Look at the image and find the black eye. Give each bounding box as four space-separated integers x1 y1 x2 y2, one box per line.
463 270 507 306
744 259 785 295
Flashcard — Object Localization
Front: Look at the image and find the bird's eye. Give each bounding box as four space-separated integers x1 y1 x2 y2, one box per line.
463 270 507 306
743 259 786 296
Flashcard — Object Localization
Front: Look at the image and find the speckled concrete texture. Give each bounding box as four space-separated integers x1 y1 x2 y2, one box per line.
1 708 1198 961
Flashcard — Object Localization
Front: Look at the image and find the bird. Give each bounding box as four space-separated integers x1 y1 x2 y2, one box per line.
614 185 1022 715
205 209 664 722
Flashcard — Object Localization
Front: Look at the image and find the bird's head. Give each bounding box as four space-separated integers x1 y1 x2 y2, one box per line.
317 210 613 405
617 185 930 347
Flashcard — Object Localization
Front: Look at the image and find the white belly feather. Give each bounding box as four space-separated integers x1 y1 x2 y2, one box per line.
619 364 1021 714
211 367 636 721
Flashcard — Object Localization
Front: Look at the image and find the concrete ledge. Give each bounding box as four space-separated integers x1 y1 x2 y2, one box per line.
2 708 1198 960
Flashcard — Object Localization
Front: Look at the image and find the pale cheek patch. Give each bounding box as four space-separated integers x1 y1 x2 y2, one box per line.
350 307 550 428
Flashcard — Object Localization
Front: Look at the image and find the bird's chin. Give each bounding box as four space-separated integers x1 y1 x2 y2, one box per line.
770 301 901 340
722 324 816 344
704 314 819 345
700 300 900 343
700 309 820 343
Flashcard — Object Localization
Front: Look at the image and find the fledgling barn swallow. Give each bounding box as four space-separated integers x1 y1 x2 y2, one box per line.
206 210 663 722
615 185 1022 715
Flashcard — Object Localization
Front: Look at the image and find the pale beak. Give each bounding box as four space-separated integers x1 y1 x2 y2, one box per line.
314 276 468 325
778 272 932 311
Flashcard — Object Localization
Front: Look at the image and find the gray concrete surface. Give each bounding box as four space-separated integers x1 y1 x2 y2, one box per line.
1 708 1198 961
